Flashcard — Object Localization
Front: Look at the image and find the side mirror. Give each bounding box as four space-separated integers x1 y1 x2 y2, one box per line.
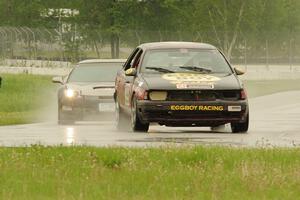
125 68 137 76
234 67 245 76
52 76 64 84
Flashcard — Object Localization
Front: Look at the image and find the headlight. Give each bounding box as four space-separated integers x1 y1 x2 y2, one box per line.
64 89 78 98
149 91 167 101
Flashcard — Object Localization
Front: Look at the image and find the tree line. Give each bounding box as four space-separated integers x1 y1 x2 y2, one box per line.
0 0 299 62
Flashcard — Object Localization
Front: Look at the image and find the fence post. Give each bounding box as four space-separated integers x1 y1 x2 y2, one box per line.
44 28 55 62
25 27 37 60
135 30 141 45
244 39 247 70
96 30 103 58
9 28 14 59
20 27 31 59
2 28 9 60
0 29 5 59
3 27 13 58
54 29 64 62
289 38 293 70
158 30 163 42
266 39 269 70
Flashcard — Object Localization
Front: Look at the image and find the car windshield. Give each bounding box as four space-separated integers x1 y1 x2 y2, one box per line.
141 49 232 74
67 62 123 82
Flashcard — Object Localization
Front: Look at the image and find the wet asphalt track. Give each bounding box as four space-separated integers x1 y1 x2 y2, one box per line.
1 90 300 147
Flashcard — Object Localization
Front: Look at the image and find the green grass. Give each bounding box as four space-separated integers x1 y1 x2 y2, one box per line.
0 146 300 199
0 74 56 125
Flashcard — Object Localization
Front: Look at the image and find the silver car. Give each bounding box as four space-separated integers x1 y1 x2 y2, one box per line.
52 59 126 124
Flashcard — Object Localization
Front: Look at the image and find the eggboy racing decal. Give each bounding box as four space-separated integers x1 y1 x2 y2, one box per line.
170 105 224 111
162 73 221 89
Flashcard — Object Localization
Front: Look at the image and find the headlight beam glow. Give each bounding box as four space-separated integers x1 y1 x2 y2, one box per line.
65 89 76 98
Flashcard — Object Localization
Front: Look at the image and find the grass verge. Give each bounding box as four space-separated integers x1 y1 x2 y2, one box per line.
0 146 300 199
0 74 56 125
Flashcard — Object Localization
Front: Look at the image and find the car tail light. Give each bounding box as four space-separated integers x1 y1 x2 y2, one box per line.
240 89 247 100
136 88 148 100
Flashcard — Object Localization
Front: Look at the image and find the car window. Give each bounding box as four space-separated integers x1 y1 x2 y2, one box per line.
141 49 232 74
124 48 141 70
132 50 143 69
67 62 123 82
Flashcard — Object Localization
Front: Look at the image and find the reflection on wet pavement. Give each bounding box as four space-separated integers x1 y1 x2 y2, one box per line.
66 127 75 145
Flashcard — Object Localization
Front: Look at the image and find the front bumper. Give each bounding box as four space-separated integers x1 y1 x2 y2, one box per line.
60 95 115 120
137 100 248 127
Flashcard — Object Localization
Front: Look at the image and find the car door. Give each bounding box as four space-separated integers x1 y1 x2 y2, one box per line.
116 48 140 108
123 49 144 110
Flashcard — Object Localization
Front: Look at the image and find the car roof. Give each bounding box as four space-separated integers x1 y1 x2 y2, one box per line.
138 42 217 50
78 59 127 64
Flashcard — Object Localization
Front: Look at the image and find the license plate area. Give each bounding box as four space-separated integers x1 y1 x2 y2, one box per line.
99 103 115 112
228 106 242 112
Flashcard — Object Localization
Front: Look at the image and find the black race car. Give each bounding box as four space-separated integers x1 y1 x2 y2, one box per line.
115 42 249 133
52 59 126 124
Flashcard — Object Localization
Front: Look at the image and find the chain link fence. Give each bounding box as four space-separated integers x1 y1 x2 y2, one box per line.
0 27 300 68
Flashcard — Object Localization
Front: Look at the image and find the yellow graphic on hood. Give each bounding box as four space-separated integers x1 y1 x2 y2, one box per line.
162 73 220 84
162 73 220 89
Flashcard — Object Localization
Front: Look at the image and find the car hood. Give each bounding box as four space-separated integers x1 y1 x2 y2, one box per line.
66 82 115 96
140 73 241 90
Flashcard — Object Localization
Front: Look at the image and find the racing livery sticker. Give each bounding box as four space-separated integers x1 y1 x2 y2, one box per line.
170 105 224 111
162 73 220 89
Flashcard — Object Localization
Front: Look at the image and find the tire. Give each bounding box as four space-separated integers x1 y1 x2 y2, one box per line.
231 112 249 133
131 97 149 132
58 103 75 125
115 98 130 131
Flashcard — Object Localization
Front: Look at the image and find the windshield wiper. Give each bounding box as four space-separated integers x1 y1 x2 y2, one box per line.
146 67 175 73
179 66 212 73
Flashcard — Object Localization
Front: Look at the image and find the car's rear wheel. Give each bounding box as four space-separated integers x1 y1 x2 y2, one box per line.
58 103 75 125
131 97 149 132
115 98 129 131
231 112 249 133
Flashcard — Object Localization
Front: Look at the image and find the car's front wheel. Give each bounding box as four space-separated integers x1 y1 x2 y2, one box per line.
131 97 149 132
231 112 249 133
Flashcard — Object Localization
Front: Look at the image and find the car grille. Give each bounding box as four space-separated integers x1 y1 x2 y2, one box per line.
166 90 240 101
